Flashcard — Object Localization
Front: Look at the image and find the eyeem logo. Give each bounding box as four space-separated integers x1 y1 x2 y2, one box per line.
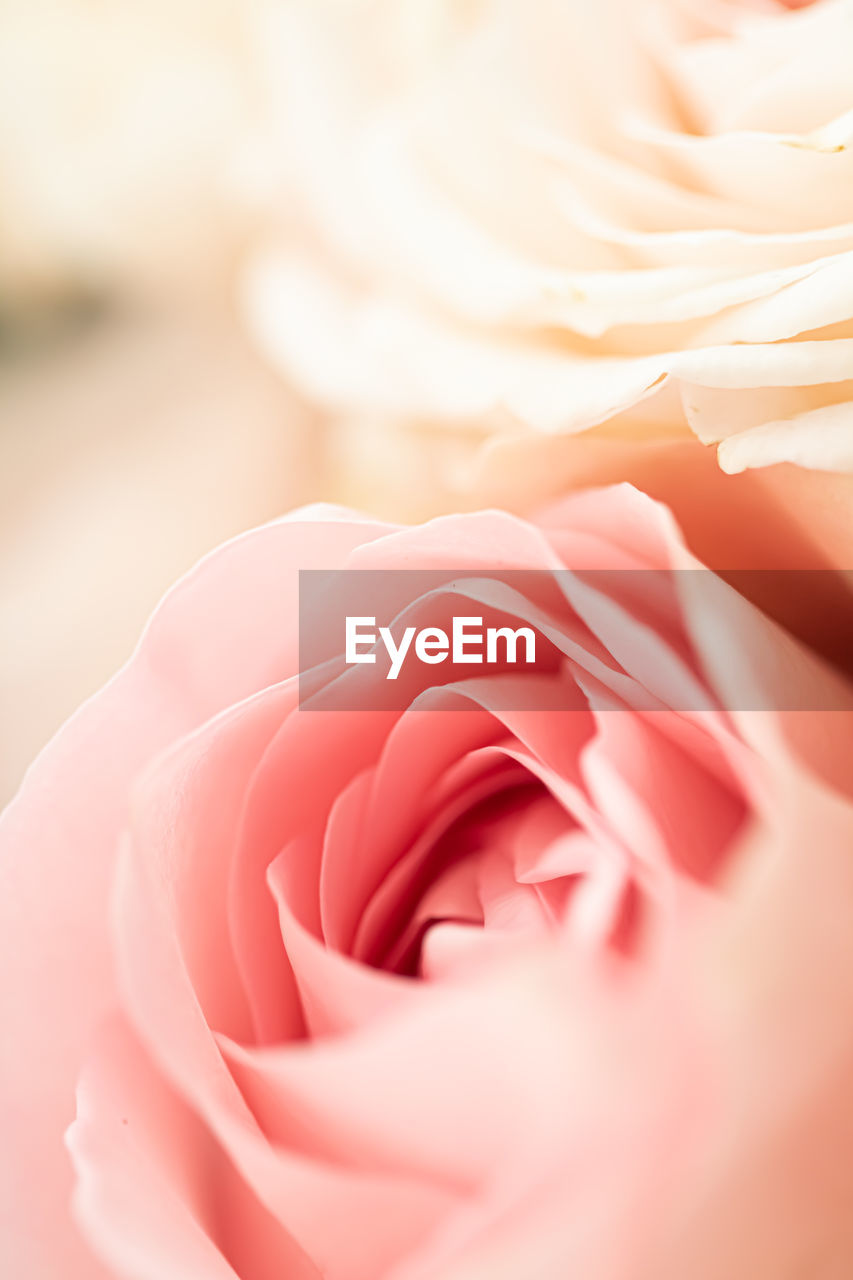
299 568 853 712
345 616 536 680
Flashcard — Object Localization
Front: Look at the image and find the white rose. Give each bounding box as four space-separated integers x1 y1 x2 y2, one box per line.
245 0 853 481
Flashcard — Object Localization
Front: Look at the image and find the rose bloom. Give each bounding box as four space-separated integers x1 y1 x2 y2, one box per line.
3 480 853 1278
245 0 853 502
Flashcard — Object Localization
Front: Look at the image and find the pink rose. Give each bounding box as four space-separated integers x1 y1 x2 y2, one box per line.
2 485 853 1278
472 433 853 677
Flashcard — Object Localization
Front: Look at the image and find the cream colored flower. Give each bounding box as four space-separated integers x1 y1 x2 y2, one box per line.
245 0 853 477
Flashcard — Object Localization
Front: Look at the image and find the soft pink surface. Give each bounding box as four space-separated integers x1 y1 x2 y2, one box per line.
2 488 853 1278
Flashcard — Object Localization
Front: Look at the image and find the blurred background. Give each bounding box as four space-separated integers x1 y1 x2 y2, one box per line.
1 0 829 805
0 0 331 805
